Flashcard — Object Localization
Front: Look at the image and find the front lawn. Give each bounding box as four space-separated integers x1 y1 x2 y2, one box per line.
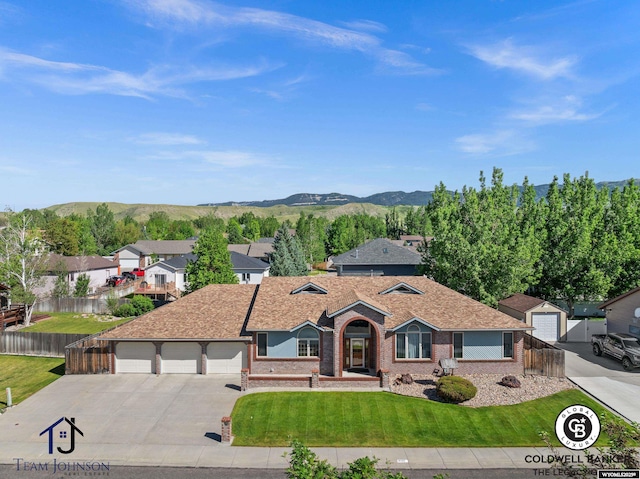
0 355 65 406
231 389 613 447
21 312 131 334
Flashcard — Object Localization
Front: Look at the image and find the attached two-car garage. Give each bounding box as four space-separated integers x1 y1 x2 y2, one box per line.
115 341 247 374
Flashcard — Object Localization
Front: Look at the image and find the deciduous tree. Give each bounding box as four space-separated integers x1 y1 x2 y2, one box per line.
185 228 238 292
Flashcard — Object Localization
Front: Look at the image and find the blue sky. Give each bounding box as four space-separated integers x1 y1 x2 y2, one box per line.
1 0 639 210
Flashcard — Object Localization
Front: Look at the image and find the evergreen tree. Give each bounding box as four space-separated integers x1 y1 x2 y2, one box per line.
73 273 90 297
271 226 308 276
186 228 238 292
226 218 246 244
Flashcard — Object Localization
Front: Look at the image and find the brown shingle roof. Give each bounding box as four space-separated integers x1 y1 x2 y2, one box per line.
100 284 257 340
598 286 640 309
326 290 391 317
498 293 547 313
249 276 529 331
47 254 118 272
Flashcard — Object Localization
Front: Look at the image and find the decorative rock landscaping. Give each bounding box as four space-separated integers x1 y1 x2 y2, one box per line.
391 373 574 407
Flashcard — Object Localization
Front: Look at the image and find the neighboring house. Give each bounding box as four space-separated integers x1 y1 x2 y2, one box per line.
113 240 196 271
331 238 421 276
37 254 119 296
144 251 270 292
498 293 568 342
99 275 530 382
227 242 273 262
115 239 273 272
598 287 640 338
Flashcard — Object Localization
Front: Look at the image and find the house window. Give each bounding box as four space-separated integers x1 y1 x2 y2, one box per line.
257 332 268 357
503 332 514 359
453 332 464 359
70 272 75 281
396 325 431 359
241 273 250 282
297 327 320 357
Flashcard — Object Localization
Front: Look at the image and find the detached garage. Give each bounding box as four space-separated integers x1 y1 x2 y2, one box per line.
498 293 567 342
100 284 258 375
532 313 560 342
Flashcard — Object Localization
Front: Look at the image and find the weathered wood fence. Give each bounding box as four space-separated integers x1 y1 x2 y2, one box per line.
65 333 111 375
0 331 88 357
523 334 565 377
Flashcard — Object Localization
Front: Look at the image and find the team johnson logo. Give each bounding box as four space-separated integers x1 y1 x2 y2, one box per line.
555 405 601 450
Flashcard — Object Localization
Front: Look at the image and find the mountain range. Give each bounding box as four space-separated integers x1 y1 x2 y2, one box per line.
199 180 639 208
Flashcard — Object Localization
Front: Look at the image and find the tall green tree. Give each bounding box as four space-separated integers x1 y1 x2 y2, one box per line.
537 174 612 317
146 211 171 240
51 260 70 298
226 218 246 244
270 226 308 276
0 211 48 325
422 169 543 307
295 213 328 264
44 217 81 255
185 228 238 292
88 203 117 255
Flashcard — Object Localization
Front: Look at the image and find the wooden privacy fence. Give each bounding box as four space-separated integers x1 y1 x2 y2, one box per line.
65 333 110 375
0 331 88 357
523 334 565 377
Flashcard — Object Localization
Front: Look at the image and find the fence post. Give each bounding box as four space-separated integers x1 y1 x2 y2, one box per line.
5 388 12 407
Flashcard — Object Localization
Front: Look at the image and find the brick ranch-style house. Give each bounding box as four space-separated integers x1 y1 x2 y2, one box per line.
99 276 531 388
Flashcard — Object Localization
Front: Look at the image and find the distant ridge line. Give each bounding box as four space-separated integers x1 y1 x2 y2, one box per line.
199 179 640 208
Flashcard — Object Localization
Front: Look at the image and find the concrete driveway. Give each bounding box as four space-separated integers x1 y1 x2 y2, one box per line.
555 342 640 423
0 374 243 466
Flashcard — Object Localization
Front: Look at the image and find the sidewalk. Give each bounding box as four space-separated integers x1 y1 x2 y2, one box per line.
0 442 590 470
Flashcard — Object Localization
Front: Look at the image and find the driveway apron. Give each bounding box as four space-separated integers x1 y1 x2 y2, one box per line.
556 341 640 423
0 374 242 465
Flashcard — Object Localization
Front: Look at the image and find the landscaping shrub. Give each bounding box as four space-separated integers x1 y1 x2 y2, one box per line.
114 303 135 318
130 295 154 316
436 376 477 403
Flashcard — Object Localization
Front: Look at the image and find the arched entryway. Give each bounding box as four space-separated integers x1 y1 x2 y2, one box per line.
340 318 379 375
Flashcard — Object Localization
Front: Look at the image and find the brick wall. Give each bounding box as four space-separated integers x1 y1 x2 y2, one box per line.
250 358 320 375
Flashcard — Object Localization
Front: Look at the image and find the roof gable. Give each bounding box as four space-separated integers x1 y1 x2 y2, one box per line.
379 282 424 295
291 282 328 295
498 293 549 313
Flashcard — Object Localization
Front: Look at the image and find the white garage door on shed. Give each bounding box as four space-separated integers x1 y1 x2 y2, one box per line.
532 313 560 342
162 342 201 374
207 342 246 374
116 342 156 373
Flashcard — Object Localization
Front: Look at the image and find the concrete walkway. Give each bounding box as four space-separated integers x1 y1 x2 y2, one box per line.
0 374 633 470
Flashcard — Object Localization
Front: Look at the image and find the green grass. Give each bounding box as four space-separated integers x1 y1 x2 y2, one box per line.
231 390 615 447
0 355 65 406
22 312 131 334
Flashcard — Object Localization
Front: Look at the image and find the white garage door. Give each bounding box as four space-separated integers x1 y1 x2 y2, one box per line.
207 342 246 374
162 342 201 374
119 258 140 272
532 313 559 342
116 342 155 373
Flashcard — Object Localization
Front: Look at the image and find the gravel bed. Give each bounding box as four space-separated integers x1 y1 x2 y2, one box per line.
390 373 575 407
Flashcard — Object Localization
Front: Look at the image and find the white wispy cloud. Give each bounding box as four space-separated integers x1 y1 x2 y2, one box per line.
149 149 271 167
127 0 440 75
0 164 34 175
339 19 388 33
0 47 274 99
415 102 433 112
510 95 602 124
131 132 205 145
455 130 535 156
467 39 577 80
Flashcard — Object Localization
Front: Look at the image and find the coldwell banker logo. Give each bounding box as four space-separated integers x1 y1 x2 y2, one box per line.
39 417 84 454
555 404 601 450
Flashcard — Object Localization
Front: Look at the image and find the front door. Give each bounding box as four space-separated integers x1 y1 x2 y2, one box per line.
351 339 365 368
